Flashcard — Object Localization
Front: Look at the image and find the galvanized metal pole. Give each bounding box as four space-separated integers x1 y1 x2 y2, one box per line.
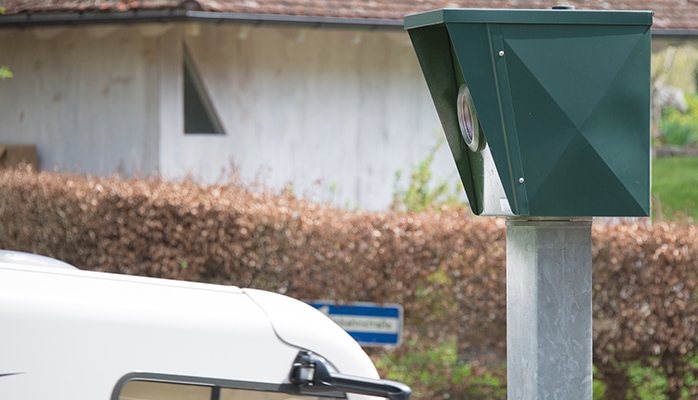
506 218 593 400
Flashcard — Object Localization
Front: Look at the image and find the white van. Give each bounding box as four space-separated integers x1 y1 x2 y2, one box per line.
0 251 410 400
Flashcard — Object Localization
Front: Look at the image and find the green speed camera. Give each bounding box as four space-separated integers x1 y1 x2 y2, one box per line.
405 9 653 217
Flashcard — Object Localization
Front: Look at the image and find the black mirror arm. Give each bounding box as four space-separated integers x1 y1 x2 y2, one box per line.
289 351 411 400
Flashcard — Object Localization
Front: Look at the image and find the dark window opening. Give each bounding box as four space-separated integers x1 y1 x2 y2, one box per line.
112 352 409 400
184 47 225 134
114 378 340 400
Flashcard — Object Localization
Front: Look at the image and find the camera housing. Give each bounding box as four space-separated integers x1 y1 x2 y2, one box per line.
405 8 653 216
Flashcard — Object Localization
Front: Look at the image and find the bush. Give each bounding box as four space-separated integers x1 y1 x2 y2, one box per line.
375 336 506 399
391 140 464 212
660 94 698 147
3 168 698 399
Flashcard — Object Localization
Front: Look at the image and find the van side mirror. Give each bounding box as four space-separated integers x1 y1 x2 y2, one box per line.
290 351 411 400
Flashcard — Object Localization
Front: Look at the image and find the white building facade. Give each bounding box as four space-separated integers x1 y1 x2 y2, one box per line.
0 20 458 209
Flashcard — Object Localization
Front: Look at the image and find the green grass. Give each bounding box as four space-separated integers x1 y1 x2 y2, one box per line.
652 157 698 222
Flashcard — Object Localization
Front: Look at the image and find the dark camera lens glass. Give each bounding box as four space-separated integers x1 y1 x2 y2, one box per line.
457 85 481 152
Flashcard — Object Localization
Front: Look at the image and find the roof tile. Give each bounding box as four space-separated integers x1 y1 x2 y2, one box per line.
1 0 697 30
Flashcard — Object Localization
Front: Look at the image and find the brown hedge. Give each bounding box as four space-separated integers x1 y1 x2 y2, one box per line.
1 168 698 399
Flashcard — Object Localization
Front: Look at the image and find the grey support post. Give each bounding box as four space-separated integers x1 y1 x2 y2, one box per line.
506 218 593 400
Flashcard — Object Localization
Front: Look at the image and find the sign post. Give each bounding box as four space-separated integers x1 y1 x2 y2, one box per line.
506 218 593 399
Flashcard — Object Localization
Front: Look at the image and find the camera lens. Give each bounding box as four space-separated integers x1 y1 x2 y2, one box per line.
457 84 482 152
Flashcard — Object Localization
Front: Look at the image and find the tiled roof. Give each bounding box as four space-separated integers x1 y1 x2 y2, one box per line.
1 0 697 31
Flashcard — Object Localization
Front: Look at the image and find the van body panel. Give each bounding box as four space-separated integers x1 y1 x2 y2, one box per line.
0 259 381 400
244 288 379 380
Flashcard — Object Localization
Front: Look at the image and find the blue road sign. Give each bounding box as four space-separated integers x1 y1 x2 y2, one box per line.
306 301 403 347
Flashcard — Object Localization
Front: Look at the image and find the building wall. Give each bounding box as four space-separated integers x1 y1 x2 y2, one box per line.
0 22 458 210
165 23 456 209
0 25 160 176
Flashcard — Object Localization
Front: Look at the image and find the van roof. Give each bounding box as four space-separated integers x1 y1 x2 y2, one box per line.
0 252 378 400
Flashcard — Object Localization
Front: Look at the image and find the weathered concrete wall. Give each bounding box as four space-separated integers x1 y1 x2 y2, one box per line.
0 23 457 209
0 25 159 176
164 23 454 209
